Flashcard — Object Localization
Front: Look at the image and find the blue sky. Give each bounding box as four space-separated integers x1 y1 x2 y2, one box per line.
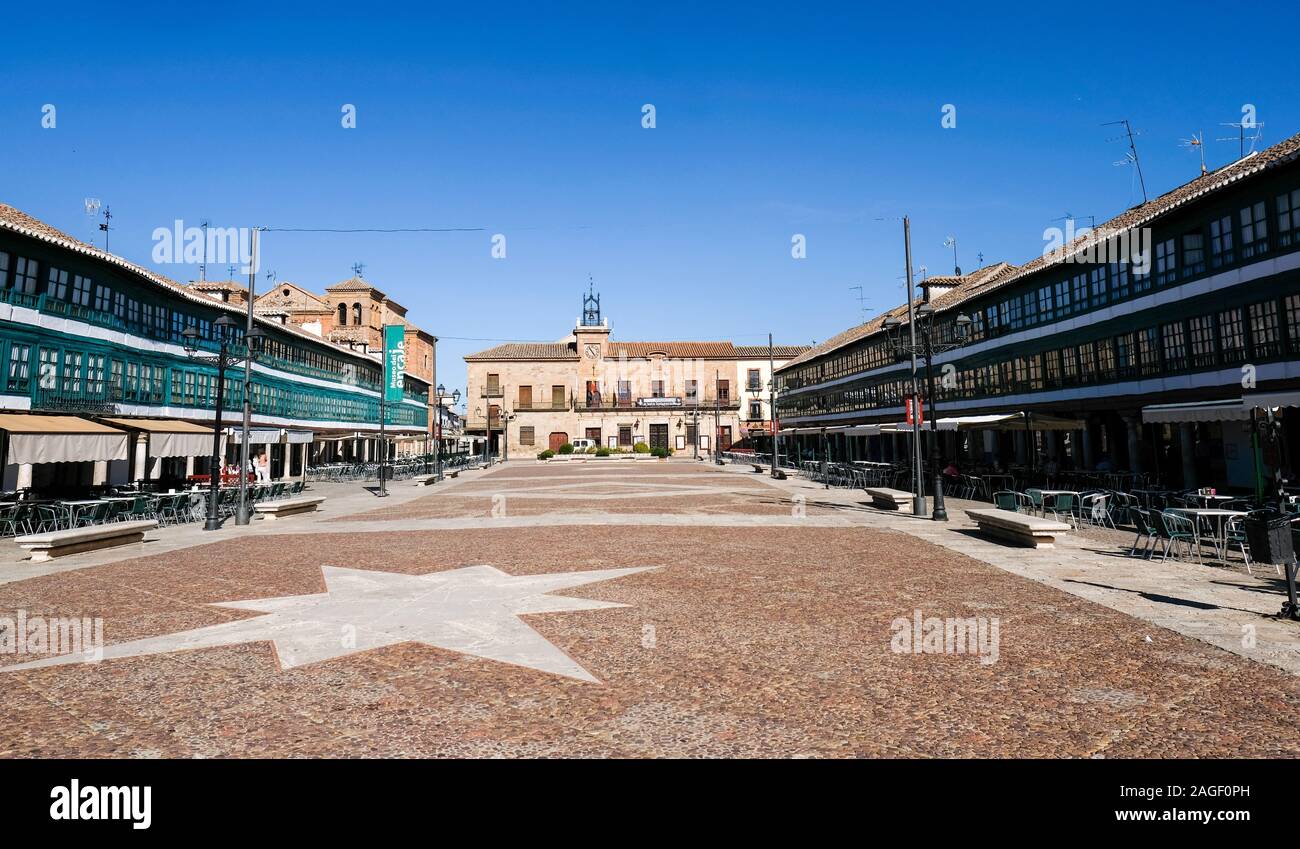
1 1 1294 404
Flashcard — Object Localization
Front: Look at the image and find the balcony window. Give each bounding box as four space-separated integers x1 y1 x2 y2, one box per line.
1162 322 1187 371
13 257 38 294
6 342 30 392
1181 232 1205 277
1249 300 1281 359
46 267 69 300
684 379 697 402
1278 188 1300 248
1109 261 1131 299
1188 315 1216 369
1155 238 1177 286
1210 215 1235 267
747 369 761 391
651 380 665 398
0 252 8 286
1089 265 1108 305
1286 294 1300 354
1218 308 1246 365
72 275 92 307
1054 279 1071 317
717 379 729 402
618 380 631 405
1240 201 1268 258
749 401 763 419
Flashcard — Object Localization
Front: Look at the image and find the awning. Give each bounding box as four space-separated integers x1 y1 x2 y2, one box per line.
0 414 129 465
1243 391 1300 410
284 429 315 444
224 427 283 444
896 413 1084 432
101 417 217 458
1142 399 1251 424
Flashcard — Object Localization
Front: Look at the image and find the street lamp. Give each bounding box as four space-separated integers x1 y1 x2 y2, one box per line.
882 307 972 521
182 315 266 531
432 384 460 478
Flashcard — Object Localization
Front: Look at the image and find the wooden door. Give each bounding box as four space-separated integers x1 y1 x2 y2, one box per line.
518 385 532 410
718 426 732 450
649 424 669 452
549 432 568 452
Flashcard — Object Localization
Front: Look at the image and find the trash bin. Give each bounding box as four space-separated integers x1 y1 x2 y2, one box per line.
1245 509 1295 565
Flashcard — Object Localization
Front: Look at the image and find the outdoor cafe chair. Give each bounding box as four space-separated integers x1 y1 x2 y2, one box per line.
1081 493 1115 530
33 504 65 533
1128 508 1160 558
1158 511 1203 564
74 501 110 528
1223 515 1258 575
0 504 20 537
993 490 1018 512
1045 492 1080 528
1024 488 1045 517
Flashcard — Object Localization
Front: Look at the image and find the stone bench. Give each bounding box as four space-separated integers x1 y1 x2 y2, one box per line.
15 520 158 563
864 487 914 511
965 508 1071 549
253 496 325 521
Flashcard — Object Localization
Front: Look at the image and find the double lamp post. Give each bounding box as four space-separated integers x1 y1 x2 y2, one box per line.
181 314 266 532
881 304 971 522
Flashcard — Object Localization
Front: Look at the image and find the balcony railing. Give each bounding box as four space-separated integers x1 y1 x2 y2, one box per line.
515 401 571 411
575 395 739 411
31 383 121 414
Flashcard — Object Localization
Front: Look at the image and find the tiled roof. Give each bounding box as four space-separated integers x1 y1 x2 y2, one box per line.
326 276 383 294
465 340 811 362
188 279 247 292
733 345 811 359
779 263 1017 371
777 129 1300 374
465 342 579 361
0 203 385 368
606 341 737 359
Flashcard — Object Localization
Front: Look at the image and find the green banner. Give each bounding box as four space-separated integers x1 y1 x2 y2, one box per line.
383 325 407 403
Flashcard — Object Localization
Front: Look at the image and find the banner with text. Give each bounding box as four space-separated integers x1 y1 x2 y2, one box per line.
384 325 406 404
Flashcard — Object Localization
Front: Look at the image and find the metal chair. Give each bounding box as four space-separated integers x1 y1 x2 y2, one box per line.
1158 511 1203 564
1128 507 1160 558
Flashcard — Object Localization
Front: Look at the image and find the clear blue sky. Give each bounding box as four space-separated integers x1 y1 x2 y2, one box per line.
1 1 1295 405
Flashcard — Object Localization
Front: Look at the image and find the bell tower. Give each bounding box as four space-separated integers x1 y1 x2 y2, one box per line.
574 279 611 389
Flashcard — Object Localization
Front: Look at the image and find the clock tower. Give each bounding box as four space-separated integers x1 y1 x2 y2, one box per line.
574 282 611 401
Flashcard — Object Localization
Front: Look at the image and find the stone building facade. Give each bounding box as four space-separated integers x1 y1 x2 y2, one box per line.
464 293 808 458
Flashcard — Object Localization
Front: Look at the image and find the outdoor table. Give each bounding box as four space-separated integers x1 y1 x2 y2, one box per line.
58 499 105 527
1183 493 1233 508
1167 508 1246 561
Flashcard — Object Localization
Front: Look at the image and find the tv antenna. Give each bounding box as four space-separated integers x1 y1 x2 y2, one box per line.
1103 119 1148 203
265 269 277 286
97 206 113 250
1179 132 1207 176
848 285 869 318
226 264 236 280
1051 212 1097 233
942 236 960 275
200 219 211 280
976 252 985 267
351 262 366 278
1217 121 1264 159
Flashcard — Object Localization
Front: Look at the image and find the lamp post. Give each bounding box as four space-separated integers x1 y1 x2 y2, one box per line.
182 315 266 531
768 377 780 477
882 305 972 521
434 385 460 479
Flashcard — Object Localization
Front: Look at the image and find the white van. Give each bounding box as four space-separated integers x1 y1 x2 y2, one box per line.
570 438 596 451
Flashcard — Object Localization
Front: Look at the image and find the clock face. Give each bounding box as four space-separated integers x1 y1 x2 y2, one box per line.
585 343 600 359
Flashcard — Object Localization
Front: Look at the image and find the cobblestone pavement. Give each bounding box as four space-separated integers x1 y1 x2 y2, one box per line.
2 459 1298 758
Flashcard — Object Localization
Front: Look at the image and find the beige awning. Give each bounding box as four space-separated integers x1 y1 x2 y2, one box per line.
1142 399 1251 424
897 413 1085 432
101 417 217 458
0 414 130 465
